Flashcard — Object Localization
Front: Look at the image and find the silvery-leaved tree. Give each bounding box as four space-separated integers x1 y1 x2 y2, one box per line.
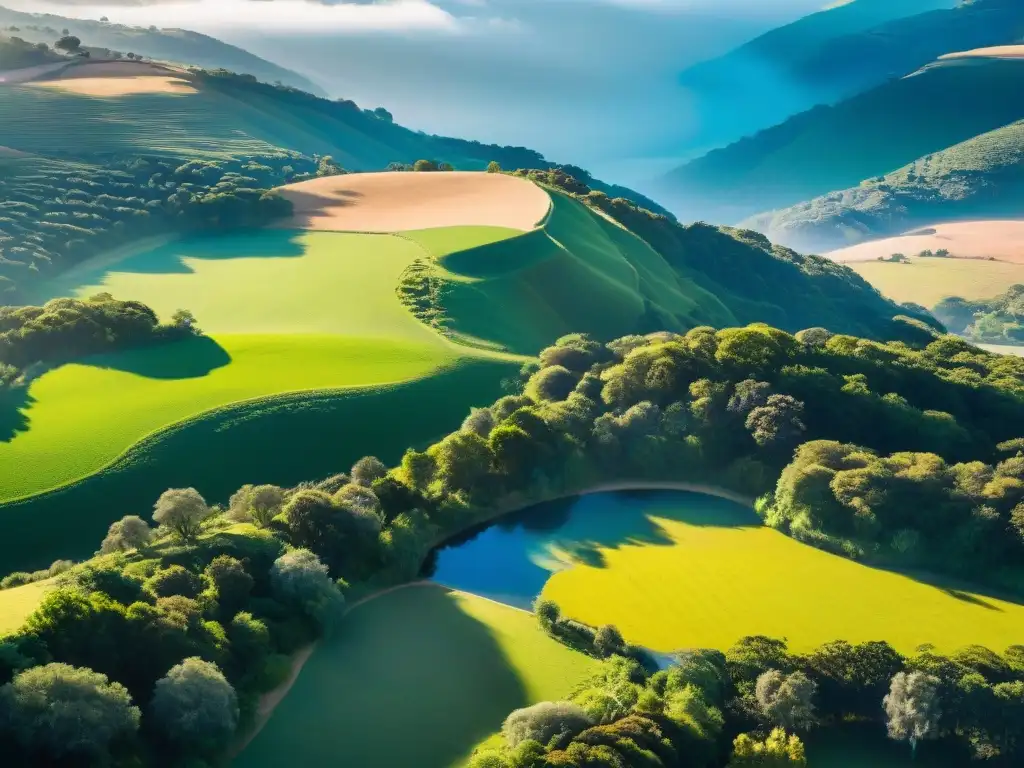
884 672 942 756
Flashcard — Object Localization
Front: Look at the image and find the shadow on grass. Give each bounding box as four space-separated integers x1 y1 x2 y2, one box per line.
236 585 527 768
35 230 309 301
279 187 362 231
0 358 516 573
428 490 756 610
0 385 32 443
83 335 232 380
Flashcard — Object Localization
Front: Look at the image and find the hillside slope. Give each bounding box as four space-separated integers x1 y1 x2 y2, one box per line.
400 171 926 355
659 56 1024 223
0 60 665 300
667 0 957 156
0 4 324 95
745 120 1024 251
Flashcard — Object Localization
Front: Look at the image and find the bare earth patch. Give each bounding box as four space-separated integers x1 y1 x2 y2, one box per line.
275 171 551 233
0 61 70 84
941 45 1024 61
31 75 196 97
827 221 1024 263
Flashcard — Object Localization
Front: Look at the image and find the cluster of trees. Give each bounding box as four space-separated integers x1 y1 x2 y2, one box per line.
768 438 1024 573
0 322 1023 760
0 35 59 69
510 169 928 341
0 293 197 374
933 284 1024 346
0 486 344 765
0 153 303 300
471 604 1024 767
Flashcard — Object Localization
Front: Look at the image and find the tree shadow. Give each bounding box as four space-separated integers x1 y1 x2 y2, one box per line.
81 335 232 380
941 588 1004 612
277 186 363 230
0 385 33 443
238 585 529 768
36 230 309 301
430 489 755 610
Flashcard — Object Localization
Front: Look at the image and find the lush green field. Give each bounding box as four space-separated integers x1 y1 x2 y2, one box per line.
0 227 525 571
848 258 1024 306
0 579 53 635
407 189 734 355
540 494 1024 654
238 585 596 768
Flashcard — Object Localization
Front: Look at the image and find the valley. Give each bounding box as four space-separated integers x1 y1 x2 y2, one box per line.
0 3 1022 767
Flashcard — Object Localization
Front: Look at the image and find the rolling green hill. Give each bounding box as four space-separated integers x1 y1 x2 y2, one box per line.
744 120 1024 251
667 0 957 157
660 56 1024 223
401 173 929 355
0 4 324 95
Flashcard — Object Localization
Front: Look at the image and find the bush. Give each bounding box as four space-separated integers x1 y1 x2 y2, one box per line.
150 657 238 754
269 549 345 631
0 662 140 759
146 565 203 599
502 700 593 748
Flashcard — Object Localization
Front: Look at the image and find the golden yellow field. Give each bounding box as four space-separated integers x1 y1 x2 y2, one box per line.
847 257 1024 305
542 505 1024 654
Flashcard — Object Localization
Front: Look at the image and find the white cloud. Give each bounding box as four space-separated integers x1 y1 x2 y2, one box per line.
3 0 462 34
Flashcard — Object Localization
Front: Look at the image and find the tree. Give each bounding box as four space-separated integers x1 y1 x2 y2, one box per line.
526 365 577 402
315 155 346 177
372 106 393 122
204 556 253 617
462 407 496 438
534 598 560 631
755 670 817 730
55 35 80 53
153 487 210 542
487 161 502 173
270 548 345 630
729 728 807 767
170 308 199 334
150 657 238 754
502 701 592 748
593 625 626 658
229 483 285 527
413 159 439 172
0 663 140 759
351 456 387 487
99 515 152 553
745 395 806 448
884 672 941 755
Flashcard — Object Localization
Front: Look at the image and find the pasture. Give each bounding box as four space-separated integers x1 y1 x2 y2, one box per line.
539 493 1024 654
0 579 53 635
828 221 1024 265
846 257 1024 306
1 211 535 570
237 585 596 768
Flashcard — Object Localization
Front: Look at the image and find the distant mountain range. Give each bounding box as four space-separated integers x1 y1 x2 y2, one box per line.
744 118 1024 252
663 0 957 159
0 5 325 96
657 51 1024 223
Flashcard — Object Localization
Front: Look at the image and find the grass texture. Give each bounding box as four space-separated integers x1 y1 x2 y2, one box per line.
237 585 595 768
540 493 1024 654
848 258 1024 306
405 189 734 355
0 226 524 571
0 579 53 635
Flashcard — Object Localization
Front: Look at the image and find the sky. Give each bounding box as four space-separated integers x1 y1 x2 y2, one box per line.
4 0 829 184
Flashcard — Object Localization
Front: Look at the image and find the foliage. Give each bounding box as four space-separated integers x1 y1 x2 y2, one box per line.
269 548 345 630
153 488 210 543
883 671 942 752
754 670 817 730
934 284 1024 346
100 515 152 554
502 700 593 748
728 728 807 767
150 657 239 755
0 662 139 760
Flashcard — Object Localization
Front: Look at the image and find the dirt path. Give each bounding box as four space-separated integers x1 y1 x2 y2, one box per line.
236 480 751 753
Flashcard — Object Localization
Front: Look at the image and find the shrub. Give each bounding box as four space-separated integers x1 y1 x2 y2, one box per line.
269 549 345 631
146 565 203 599
502 700 593 748
0 663 140 759
100 515 152 553
153 488 210 542
150 657 238 755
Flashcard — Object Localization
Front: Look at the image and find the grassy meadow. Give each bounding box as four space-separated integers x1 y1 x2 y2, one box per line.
0 225 528 571
848 257 1024 306
412 189 734 355
0 579 53 635
540 495 1024 654
237 585 596 768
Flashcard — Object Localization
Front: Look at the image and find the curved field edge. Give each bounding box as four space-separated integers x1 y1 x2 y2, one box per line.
0 352 453 508
235 583 596 768
0 358 519 572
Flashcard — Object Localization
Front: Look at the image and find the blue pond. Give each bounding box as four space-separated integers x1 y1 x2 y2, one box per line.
424 489 755 611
